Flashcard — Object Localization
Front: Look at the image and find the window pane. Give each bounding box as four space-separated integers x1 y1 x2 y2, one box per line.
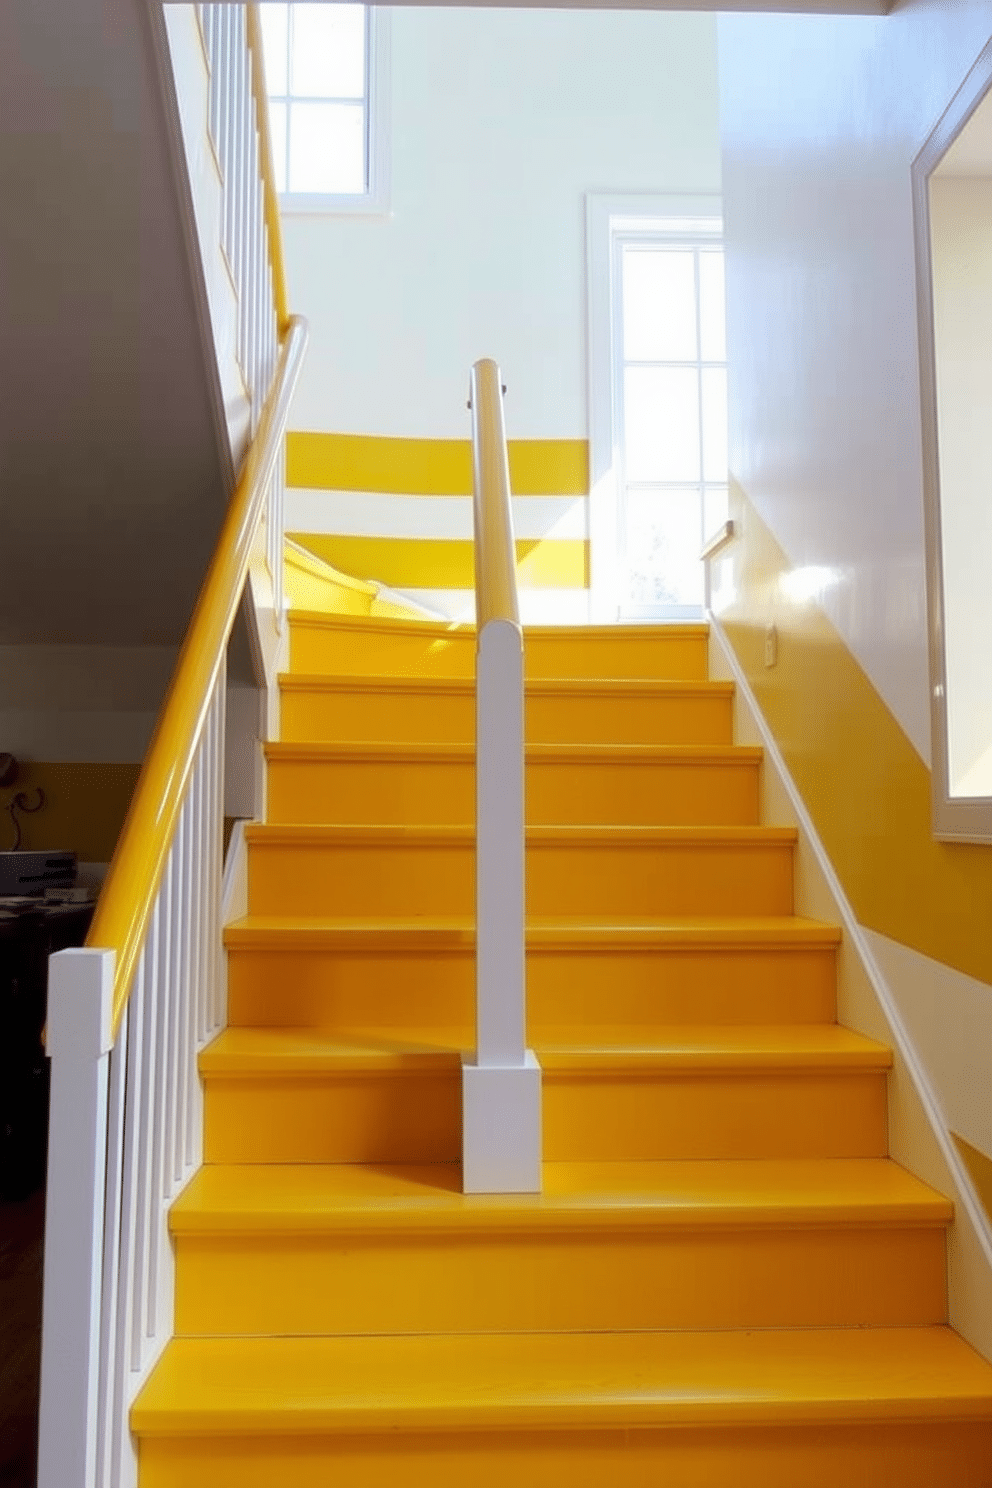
703 485 730 540
701 367 728 482
269 100 288 194
699 250 726 362
291 4 365 99
623 367 700 483
625 489 703 608
288 102 365 194
622 248 697 362
258 4 289 96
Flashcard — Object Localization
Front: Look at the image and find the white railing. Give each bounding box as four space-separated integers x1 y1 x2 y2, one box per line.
462 359 541 1193
198 1 286 623
37 7 305 1483
38 682 226 1488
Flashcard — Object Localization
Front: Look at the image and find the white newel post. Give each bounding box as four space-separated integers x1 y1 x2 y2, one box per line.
37 947 115 1488
462 617 541 1193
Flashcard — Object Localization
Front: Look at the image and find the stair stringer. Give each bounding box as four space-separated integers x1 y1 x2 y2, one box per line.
707 611 992 1363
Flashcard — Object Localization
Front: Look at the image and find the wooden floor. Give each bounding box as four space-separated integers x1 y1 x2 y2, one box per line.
0 1188 44 1488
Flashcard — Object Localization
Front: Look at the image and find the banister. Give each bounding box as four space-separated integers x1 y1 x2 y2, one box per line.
245 4 290 336
87 315 308 1037
470 360 520 629
464 357 540 1194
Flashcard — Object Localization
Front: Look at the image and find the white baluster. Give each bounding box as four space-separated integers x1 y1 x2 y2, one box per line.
38 948 114 1488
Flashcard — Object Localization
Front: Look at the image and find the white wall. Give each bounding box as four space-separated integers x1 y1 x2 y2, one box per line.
929 175 992 793
284 7 721 440
717 1 992 764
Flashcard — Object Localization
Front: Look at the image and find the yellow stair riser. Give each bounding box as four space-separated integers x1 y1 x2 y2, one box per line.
246 839 795 918
279 684 734 747
225 944 839 1031
266 754 760 828
173 1225 946 1337
137 1419 992 1488
542 1070 888 1161
288 620 710 682
201 1068 887 1164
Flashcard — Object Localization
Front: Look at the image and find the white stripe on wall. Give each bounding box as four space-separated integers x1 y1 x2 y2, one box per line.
285 489 589 542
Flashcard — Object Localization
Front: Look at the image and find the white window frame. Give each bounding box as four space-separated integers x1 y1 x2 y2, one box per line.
586 193 723 622
268 5 391 217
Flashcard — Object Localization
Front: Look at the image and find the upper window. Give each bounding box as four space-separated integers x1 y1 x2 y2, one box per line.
258 3 389 213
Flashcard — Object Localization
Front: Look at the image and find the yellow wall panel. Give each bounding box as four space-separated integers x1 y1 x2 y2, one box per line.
290 534 589 590
286 433 589 497
717 483 992 988
1 761 140 863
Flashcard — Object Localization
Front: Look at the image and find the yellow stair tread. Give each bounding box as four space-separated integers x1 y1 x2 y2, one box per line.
279 672 733 698
264 740 762 765
223 914 842 950
199 1024 891 1073
169 1157 952 1233
244 822 797 847
131 1327 992 1435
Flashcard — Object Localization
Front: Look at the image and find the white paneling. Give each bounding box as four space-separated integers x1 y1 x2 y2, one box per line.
863 927 992 1161
284 7 720 440
717 2 992 764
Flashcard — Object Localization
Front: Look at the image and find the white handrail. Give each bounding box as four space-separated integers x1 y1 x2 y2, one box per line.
462 359 541 1194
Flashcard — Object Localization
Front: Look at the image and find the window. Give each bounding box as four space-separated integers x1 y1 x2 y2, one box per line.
617 230 727 615
586 195 726 621
258 3 389 212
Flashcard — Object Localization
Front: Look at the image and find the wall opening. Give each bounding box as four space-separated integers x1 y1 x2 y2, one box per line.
914 37 992 840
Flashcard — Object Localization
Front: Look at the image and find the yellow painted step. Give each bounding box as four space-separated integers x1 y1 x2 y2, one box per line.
265 741 762 827
169 1158 948 1337
279 673 734 746
288 612 710 681
224 916 840 1031
133 1328 992 1488
244 824 797 919
198 1025 888 1163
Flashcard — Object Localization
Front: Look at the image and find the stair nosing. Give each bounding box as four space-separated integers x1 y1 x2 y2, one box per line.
264 740 763 767
243 822 797 848
130 1328 992 1436
279 672 734 699
223 915 841 951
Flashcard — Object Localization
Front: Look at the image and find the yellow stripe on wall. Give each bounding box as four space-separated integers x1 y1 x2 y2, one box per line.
287 432 589 497
718 481 992 989
289 533 589 590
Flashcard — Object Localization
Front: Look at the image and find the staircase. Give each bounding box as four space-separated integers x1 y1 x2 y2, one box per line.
131 610 992 1486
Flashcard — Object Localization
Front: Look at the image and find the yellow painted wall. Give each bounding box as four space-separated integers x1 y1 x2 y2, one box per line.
714 484 992 991
287 433 591 597
290 534 588 592
287 433 589 498
0 762 141 865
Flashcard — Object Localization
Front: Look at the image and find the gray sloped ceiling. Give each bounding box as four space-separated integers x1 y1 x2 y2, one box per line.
0 0 236 655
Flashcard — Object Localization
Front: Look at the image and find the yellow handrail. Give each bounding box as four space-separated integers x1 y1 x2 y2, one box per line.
88 316 308 1037
470 359 519 628
245 4 290 337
